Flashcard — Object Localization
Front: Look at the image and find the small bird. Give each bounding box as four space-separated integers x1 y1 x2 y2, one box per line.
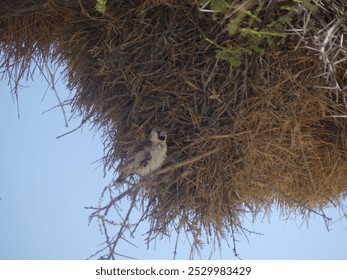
115 127 167 183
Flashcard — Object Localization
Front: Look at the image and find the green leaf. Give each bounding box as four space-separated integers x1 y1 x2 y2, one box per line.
95 0 107 14
210 0 227 11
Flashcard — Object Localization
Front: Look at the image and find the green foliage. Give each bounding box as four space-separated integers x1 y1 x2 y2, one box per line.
210 0 228 11
95 0 107 14
205 37 249 72
201 0 316 70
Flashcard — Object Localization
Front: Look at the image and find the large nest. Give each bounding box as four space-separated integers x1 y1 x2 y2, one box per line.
1 0 347 258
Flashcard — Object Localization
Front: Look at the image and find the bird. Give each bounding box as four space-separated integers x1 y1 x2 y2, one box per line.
115 126 167 183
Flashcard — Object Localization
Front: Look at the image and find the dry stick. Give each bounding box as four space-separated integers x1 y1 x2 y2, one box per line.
105 186 136 216
87 244 110 260
91 148 219 258
130 198 153 237
157 148 219 175
317 13 347 109
227 206 241 260
108 193 138 259
86 186 136 224
32 57 69 127
173 229 180 260
56 123 84 139
101 218 113 257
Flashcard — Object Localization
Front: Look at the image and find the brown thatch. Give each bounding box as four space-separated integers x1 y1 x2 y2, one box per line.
1 0 347 259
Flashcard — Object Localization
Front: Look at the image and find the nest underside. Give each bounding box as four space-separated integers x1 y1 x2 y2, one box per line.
1 0 347 255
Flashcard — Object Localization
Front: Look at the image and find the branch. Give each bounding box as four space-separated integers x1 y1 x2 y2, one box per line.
157 148 219 175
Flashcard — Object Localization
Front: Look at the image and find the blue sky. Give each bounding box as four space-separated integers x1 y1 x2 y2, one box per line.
0 72 346 260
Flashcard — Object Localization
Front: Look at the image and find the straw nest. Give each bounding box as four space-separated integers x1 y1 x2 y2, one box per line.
1 0 347 258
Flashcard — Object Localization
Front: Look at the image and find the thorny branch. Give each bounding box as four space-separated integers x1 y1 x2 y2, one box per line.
312 12 347 109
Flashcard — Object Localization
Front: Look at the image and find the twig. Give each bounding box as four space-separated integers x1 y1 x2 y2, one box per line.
157 148 219 175
32 57 69 127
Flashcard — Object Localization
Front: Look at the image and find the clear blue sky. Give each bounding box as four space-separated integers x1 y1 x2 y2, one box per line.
0 72 346 260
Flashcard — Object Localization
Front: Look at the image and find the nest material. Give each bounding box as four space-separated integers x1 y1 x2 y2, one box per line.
1 0 347 258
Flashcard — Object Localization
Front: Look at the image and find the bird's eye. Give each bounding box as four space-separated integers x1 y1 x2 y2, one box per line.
158 131 166 141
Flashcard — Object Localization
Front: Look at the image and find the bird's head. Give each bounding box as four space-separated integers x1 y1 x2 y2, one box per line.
150 126 167 142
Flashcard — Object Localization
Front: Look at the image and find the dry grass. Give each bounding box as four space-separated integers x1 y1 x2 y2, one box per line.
1 0 347 259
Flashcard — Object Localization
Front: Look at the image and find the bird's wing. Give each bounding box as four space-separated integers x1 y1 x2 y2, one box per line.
124 140 152 165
